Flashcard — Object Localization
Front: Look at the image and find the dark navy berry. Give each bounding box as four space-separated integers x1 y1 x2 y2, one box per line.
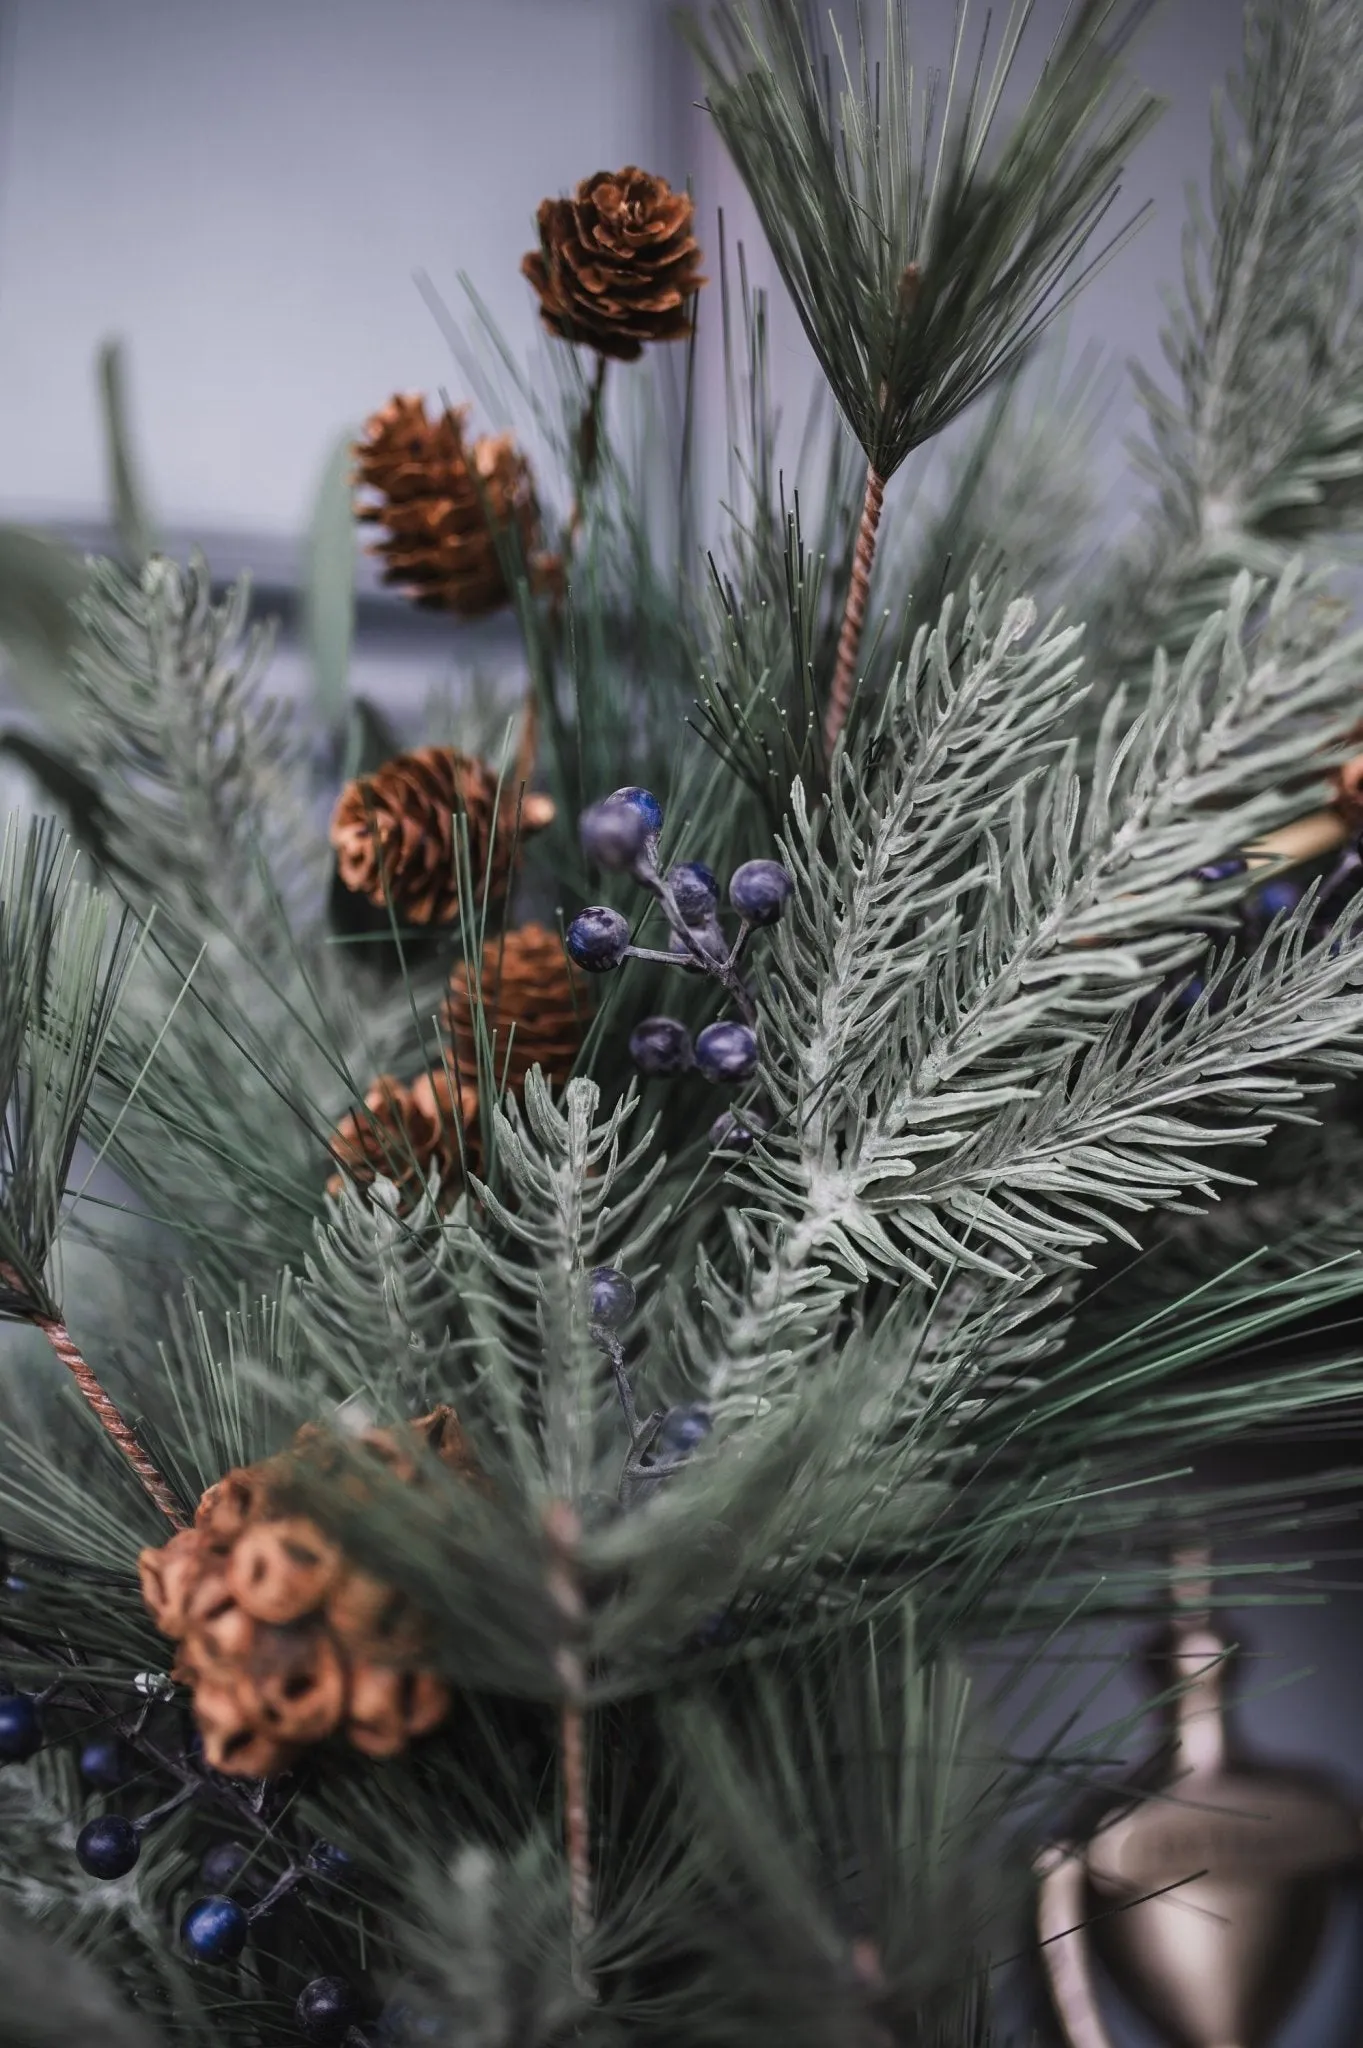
695 1020 759 1083
668 861 719 924
2 1574 27 1599
710 1109 767 1152
181 1894 248 1963
379 1994 446 2042
0 1692 40 1763
79 1735 133 1789
296 1975 360 2045
77 1814 140 1880
1192 855 1247 883
566 906 631 971
655 1403 713 1460
629 1016 694 1076
1171 976 1205 1013
307 1837 356 1884
1253 878 1302 921
589 1267 636 1328
729 859 793 926
607 785 664 838
200 1840 256 1893
580 799 648 872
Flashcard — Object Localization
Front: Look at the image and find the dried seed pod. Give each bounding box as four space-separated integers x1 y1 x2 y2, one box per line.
193 1671 295 1779
251 1622 348 1746
196 1469 267 1554
227 1518 343 1626
346 1664 450 1759
138 1528 209 1637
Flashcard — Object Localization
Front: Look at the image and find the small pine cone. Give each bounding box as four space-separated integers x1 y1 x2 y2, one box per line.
139 1528 210 1638
354 396 540 616
521 167 705 362
326 1069 477 1209
443 923 590 1101
330 745 555 927
347 1664 450 1759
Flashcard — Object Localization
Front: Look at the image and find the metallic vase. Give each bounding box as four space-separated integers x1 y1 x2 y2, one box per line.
1036 1559 1361 2048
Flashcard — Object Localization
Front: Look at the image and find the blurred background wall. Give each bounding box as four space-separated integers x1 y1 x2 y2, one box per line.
5 5 1363 2044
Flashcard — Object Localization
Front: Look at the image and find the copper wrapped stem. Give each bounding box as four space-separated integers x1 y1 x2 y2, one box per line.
35 1310 186 1529
825 461 887 763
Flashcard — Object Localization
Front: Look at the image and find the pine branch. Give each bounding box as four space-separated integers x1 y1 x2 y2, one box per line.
1088 0 1363 679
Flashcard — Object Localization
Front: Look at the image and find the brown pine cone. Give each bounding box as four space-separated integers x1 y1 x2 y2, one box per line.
330 745 554 927
137 1407 476 1776
354 395 542 616
442 923 590 1102
521 167 705 362
326 1069 478 1209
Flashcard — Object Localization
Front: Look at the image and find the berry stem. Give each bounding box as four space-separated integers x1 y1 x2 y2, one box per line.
543 1501 595 2002
635 867 759 1027
824 460 886 763
565 353 609 555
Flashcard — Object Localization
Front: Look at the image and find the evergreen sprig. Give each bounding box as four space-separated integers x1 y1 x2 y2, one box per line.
685 0 1161 481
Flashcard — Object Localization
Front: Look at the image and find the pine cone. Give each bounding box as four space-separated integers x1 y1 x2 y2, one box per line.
354 395 542 615
443 923 590 1102
137 1408 477 1777
326 1069 478 1209
521 167 705 362
330 745 554 927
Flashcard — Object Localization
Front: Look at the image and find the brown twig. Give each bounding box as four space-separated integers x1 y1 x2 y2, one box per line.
33 1307 186 1529
824 461 887 765
543 1498 595 2000
565 353 609 556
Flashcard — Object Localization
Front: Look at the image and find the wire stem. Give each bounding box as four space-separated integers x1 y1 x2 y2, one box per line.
825 461 886 762
565 354 609 555
34 1308 186 1528
544 1500 595 2001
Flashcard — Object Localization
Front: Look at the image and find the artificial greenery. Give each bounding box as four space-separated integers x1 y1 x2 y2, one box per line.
1 2 1363 2044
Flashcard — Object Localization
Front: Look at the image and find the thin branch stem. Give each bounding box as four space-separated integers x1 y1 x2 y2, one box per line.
565 353 609 555
543 1499 595 2002
33 1307 186 1529
825 460 887 762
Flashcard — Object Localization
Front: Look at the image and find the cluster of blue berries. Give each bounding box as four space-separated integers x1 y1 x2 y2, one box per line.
0 1663 362 2040
566 786 792 1149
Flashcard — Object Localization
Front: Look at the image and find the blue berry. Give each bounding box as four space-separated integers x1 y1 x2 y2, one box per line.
200 1840 256 1893
580 799 648 872
296 1975 361 2045
695 1020 759 1083
607 786 664 838
77 1814 140 1880
379 1994 446 2042
710 1109 767 1152
729 859 793 926
1192 856 1247 883
566 906 631 972
307 1837 356 1884
589 1267 636 1328
79 1735 133 1789
2 1574 27 1599
629 1016 694 1076
1253 878 1302 921
181 1894 248 1964
655 1403 712 1460
0 1692 40 1763
668 861 719 924
1171 976 1205 1013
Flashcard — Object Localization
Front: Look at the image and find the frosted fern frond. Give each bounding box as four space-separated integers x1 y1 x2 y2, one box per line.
68 555 322 951
461 1075 667 1500
707 574 1363 1409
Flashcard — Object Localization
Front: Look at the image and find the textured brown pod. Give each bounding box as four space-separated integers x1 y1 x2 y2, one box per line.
354 396 541 617
136 1406 478 1777
329 745 554 929
522 167 705 361
227 1518 343 1626
442 922 590 1104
